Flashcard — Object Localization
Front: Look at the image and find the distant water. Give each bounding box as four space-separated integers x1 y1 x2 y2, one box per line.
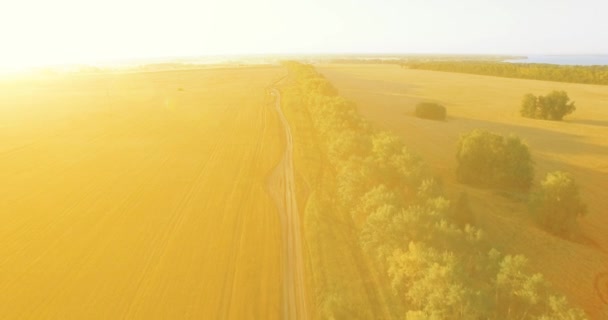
504 55 608 66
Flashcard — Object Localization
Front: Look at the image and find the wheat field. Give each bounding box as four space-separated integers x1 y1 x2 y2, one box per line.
318 63 608 319
0 66 285 319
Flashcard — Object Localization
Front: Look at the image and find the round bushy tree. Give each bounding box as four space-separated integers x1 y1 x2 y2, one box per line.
415 102 446 120
456 129 533 189
530 171 587 236
520 91 576 120
520 94 539 118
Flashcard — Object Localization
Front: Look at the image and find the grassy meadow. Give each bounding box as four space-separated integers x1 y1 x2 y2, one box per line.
317 64 608 318
0 67 285 318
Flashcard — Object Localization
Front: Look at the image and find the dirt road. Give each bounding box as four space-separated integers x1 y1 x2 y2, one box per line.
267 88 309 319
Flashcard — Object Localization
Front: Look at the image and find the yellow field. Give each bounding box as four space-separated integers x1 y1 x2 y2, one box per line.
0 67 285 318
318 64 608 318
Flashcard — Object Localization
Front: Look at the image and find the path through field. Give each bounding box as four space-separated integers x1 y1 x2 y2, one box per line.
267 88 309 319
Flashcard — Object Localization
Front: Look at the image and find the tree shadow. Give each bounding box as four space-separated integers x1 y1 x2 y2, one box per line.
356 106 608 254
448 117 608 156
568 119 608 127
400 114 608 244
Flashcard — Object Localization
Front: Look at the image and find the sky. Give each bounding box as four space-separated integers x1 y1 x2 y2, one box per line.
0 0 607 67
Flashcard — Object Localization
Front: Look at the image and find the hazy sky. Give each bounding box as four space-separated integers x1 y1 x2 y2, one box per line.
1 0 607 67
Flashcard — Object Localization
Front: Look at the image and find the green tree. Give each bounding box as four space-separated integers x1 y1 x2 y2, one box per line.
538 296 588 320
303 78 338 96
530 171 587 236
360 204 403 263
456 129 534 189
370 131 426 192
495 255 546 318
520 91 576 120
520 94 538 118
493 254 588 319
388 243 481 320
353 184 402 226
326 129 371 162
501 135 535 188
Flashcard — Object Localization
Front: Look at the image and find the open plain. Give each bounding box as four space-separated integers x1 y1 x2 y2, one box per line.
0 66 287 319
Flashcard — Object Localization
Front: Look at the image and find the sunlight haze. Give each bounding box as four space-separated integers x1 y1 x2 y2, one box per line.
2 1 608 318
1 0 607 67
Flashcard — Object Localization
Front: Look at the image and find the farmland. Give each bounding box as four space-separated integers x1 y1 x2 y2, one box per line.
3 61 608 319
317 63 608 318
0 67 286 318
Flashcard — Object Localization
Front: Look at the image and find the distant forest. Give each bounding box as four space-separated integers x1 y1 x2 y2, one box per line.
324 55 522 65
405 61 608 85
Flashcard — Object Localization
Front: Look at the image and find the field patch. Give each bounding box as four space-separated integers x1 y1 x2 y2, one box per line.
0 67 284 319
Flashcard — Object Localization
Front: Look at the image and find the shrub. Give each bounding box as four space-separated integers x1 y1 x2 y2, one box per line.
520 91 576 120
530 171 587 236
415 102 446 120
456 129 533 189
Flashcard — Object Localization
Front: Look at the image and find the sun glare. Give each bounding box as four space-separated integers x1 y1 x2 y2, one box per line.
1 1 607 319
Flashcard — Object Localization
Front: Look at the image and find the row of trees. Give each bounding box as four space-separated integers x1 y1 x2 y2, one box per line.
406 61 608 85
281 62 588 319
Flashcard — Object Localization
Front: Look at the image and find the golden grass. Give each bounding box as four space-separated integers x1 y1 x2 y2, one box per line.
318 64 608 319
0 67 284 318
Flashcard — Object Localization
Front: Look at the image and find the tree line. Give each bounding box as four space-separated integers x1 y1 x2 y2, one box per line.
405 61 608 85
280 62 588 319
